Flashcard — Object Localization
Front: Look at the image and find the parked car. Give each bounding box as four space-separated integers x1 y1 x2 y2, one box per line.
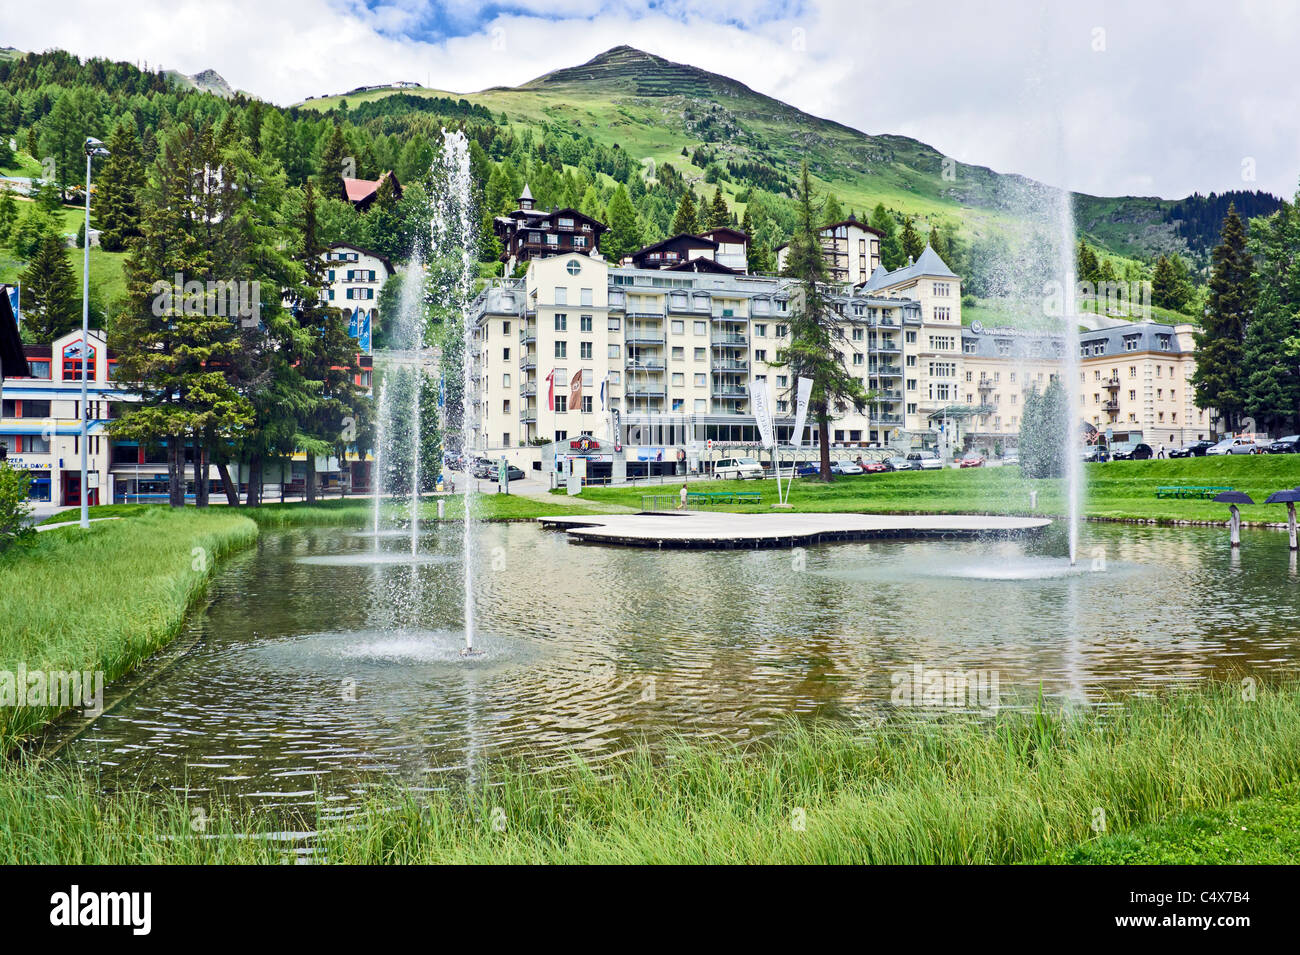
794 461 821 477
1002 452 1020 466
1170 440 1214 458
861 459 888 473
831 461 864 476
906 451 944 470
884 456 916 471
1081 445 1110 463
471 458 495 479
958 452 986 468
1110 442 1153 461
1267 435 1300 454
504 465 526 482
1207 437 1260 455
713 456 765 480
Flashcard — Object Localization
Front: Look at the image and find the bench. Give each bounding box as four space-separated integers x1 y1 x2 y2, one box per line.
1156 485 1233 500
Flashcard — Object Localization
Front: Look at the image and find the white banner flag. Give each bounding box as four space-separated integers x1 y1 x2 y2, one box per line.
752 380 776 449
791 376 813 448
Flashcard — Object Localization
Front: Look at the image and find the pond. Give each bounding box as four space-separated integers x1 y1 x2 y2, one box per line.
63 520 1300 812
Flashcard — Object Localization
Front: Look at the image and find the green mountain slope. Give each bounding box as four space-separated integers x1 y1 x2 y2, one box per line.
300 45 1183 260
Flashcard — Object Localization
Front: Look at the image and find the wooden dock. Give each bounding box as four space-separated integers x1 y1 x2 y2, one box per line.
536 512 1051 549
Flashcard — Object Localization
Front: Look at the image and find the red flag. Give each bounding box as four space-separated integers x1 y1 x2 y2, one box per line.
570 370 582 411
546 369 555 411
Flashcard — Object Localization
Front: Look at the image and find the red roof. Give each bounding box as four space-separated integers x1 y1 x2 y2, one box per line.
342 171 401 208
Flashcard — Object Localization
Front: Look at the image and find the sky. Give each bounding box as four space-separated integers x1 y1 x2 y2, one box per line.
7 0 1299 200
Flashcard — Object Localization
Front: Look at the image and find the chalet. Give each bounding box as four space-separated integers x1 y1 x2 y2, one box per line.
776 217 882 285
697 227 750 271
342 171 401 211
628 234 722 271
493 186 607 272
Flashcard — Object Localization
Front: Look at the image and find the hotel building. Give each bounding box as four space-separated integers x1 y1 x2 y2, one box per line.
465 240 964 477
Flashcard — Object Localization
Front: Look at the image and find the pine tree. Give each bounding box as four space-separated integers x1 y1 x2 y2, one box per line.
772 161 872 480
317 123 350 201
95 121 146 252
1019 380 1068 478
706 189 730 229
1076 239 1101 285
18 232 79 342
869 203 904 270
1151 254 1192 312
928 226 949 263
671 191 698 235
1244 198 1300 434
602 184 641 262
900 215 924 262
822 193 844 226
1192 205 1253 432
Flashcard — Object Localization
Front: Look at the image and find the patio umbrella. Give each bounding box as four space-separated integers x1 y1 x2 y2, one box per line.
1213 490 1255 548
1265 489 1300 551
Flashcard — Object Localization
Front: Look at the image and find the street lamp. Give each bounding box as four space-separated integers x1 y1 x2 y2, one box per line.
80 136 109 530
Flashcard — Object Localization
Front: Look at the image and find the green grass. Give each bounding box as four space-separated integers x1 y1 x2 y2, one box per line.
1047 783 1300 864
574 455 1300 525
3 682 1300 863
0 508 257 750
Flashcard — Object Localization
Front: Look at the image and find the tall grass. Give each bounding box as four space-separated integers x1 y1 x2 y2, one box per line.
0 509 257 750
3 682 1298 863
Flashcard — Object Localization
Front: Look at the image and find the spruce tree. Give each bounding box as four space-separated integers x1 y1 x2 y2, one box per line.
1192 204 1253 432
1244 198 1300 434
602 184 641 262
869 203 904 269
95 121 146 252
900 215 924 262
772 161 872 480
706 189 730 229
18 232 79 342
317 123 350 201
671 191 698 235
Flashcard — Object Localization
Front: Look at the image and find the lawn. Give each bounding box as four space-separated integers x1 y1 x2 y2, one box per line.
572 455 1300 526
2 681 1299 863
0 508 257 750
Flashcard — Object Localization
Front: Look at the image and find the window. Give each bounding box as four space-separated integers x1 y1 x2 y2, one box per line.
755 324 767 337
502 400 511 413
555 341 567 358
694 373 707 386
580 288 593 306
582 396 593 412
777 375 788 387
555 395 567 413
852 353 864 365
776 324 788 337
934 307 951 322
580 315 593 332
694 347 706 361
906 330 917 343
672 346 685 361
672 398 684 411
608 317 621 330
555 288 567 305
555 430 567 442
695 399 707 412
554 314 567 331
502 347 510 361
27 360 51 379
928 336 955 351
672 372 685 386
670 320 684 335
580 342 592 359
502 374 511 388
694 321 707 335
933 282 952 296
755 349 767 362
608 344 620 358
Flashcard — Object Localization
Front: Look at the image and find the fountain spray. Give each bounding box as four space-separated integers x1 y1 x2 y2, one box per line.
372 380 387 553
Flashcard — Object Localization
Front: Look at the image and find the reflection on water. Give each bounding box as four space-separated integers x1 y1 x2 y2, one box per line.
64 521 1300 811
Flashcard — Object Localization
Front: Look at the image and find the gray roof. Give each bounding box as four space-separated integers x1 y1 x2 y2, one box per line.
519 184 533 201
961 320 1189 360
859 244 957 291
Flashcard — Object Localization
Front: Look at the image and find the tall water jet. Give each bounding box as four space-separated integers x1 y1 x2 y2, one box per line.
1058 187 1084 566
372 380 387 553
428 129 479 656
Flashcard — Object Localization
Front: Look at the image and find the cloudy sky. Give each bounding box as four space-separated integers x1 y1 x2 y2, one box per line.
8 0 1299 200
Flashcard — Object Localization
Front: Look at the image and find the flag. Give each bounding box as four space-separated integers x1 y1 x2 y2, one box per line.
346 307 358 339
752 380 776 449
791 377 813 448
570 370 582 411
358 310 371 353
599 375 607 411
546 369 556 411
438 374 446 409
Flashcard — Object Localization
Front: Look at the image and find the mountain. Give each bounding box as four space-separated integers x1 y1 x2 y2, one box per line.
170 67 235 97
300 45 1239 263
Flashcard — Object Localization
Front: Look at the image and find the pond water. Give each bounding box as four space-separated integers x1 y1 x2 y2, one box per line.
63 521 1300 812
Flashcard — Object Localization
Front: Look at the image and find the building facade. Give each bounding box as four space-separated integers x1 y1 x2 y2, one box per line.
777 218 883 285
323 243 390 357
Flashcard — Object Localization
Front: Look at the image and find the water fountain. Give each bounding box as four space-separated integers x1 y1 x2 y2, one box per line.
371 380 387 553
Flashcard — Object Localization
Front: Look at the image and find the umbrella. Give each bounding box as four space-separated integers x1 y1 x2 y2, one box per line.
1213 491 1255 504
1266 489 1300 551
1213 491 1253 549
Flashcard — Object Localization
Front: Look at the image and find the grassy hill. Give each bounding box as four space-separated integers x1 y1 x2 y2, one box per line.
300 45 1188 263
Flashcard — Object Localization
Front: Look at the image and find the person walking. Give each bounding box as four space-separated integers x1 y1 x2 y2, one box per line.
678 483 689 509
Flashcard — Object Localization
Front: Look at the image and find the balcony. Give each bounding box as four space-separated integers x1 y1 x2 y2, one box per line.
628 310 664 320
626 357 666 371
977 378 995 391
520 382 536 396
870 413 904 426
869 341 901 354
871 364 902 377
519 408 537 423
519 353 537 370
1104 376 1121 391
625 327 666 345
712 384 749 397
711 358 749 372
712 334 748 347
872 389 903 401
1103 399 1120 413
626 383 668 397
519 326 536 344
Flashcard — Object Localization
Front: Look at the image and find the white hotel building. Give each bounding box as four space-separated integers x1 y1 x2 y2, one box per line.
466 244 966 478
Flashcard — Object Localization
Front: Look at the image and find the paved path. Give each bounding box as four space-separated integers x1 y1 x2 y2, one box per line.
537 511 1051 549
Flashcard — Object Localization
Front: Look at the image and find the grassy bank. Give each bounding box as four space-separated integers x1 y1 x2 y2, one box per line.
0 509 258 751
3 682 1299 863
42 493 603 530
574 455 1300 525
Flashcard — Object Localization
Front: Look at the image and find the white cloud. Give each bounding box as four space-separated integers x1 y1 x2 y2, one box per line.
6 0 1298 199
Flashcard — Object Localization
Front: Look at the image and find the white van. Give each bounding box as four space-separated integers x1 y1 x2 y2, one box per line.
713 457 765 480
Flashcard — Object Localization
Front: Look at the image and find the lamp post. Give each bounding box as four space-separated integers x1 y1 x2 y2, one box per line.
80 136 109 530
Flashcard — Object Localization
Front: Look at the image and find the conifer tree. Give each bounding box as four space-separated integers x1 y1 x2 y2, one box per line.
1192 204 1253 432
317 123 350 201
1244 198 1300 434
706 189 730 229
95 121 145 252
602 184 641 262
671 190 698 235
869 203 904 270
900 215 924 262
773 161 872 480
18 232 79 342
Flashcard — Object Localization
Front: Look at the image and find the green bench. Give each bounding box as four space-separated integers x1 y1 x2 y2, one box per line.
1156 485 1233 500
684 491 762 506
